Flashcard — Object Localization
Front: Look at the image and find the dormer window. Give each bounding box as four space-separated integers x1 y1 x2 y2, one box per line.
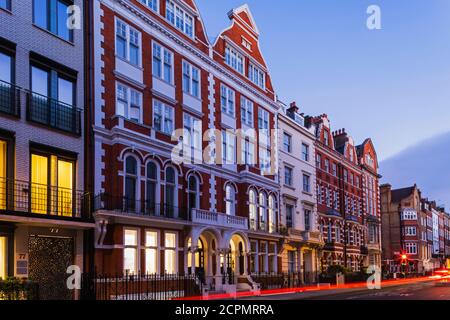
225 45 244 74
242 37 252 50
248 63 265 89
166 0 194 38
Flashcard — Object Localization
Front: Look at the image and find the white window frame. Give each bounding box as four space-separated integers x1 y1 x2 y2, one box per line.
248 63 265 89
220 84 235 116
405 242 417 255
145 230 160 275
116 82 143 123
222 130 236 165
225 44 244 74
139 0 158 12
301 143 309 162
283 132 292 153
153 100 174 135
183 113 202 163
303 174 311 193
152 42 174 84
124 228 140 275
115 18 141 67
166 0 194 38
284 166 293 186
182 60 201 98
164 231 178 274
240 96 254 127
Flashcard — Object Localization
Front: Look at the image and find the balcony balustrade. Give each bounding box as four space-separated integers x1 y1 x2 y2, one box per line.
93 194 188 221
26 91 81 136
0 80 20 117
191 208 248 230
0 178 90 219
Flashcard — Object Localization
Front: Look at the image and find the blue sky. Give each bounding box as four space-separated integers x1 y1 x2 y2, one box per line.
196 0 450 161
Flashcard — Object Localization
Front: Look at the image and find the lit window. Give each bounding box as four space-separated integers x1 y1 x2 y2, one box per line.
220 84 235 116
0 140 6 210
182 61 200 98
164 232 177 274
116 83 142 123
124 229 138 275
33 0 74 42
0 236 7 280
153 100 174 135
31 153 74 217
145 231 158 274
115 19 141 66
152 43 173 84
225 45 244 74
248 63 265 89
166 0 194 38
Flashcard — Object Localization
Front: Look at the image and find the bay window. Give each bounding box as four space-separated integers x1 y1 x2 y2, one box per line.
153 100 174 135
225 45 244 74
240 96 253 127
115 19 141 66
182 61 200 98
124 229 138 275
116 83 142 123
164 232 177 274
33 0 74 42
220 84 235 116
166 1 194 38
145 231 158 275
152 43 173 84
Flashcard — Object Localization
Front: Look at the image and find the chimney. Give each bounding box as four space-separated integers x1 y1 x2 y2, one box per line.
288 101 299 114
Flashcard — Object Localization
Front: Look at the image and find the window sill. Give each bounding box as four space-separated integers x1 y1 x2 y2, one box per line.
183 91 202 101
152 75 175 87
32 24 75 46
115 55 143 70
284 184 295 191
0 7 12 14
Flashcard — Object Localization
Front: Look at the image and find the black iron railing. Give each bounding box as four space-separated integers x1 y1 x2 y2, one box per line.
0 178 90 219
93 193 189 220
26 91 81 135
251 272 319 290
0 278 39 300
81 272 202 300
0 80 20 117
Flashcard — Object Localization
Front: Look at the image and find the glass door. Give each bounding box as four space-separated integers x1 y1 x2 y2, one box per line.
31 66 50 124
0 236 7 280
57 159 73 217
31 154 48 214
57 77 74 132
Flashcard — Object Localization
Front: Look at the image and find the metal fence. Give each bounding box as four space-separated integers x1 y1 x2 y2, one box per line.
251 272 319 290
94 193 189 220
81 273 202 300
0 178 91 219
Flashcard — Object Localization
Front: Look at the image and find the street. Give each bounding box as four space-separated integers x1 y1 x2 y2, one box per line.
237 279 450 301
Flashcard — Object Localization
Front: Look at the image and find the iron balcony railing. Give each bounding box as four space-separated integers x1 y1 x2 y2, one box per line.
26 91 81 136
0 178 91 219
0 80 20 117
93 194 189 220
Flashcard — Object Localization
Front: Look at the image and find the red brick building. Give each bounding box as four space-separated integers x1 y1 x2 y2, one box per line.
312 115 381 272
89 0 282 292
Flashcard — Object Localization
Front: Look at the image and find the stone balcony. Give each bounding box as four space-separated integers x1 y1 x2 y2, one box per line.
191 208 248 231
287 228 324 245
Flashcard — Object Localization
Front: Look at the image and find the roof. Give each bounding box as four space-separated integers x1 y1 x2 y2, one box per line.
391 186 415 203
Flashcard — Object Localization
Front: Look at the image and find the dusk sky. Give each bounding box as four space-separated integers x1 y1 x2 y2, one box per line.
196 0 450 161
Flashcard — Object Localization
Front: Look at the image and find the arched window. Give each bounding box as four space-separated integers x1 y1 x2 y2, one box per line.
187 175 199 214
225 184 236 216
165 167 177 217
259 192 267 232
125 156 138 212
268 195 276 233
249 189 257 230
146 162 159 215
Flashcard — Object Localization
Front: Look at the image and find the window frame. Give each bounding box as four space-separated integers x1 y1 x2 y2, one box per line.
164 231 178 274
220 84 235 117
115 17 142 67
123 228 139 275
240 96 254 127
115 82 143 123
165 0 194 38
33 0 75 42
152 42 174 84
153 100 175 135
182 60 201 98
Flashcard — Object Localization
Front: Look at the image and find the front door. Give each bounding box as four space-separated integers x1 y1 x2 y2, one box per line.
28 235 74 300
